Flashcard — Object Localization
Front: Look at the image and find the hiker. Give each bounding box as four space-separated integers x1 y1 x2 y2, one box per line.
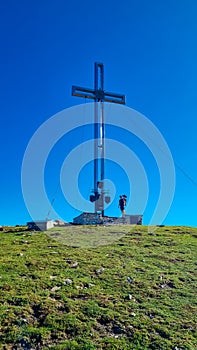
123 194 127 207
118 195 125 217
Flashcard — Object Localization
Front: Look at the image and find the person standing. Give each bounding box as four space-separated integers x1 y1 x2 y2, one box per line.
123 194 127 207
118 195 125 217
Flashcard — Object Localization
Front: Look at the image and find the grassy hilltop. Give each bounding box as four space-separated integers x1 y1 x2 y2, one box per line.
0 225 196 349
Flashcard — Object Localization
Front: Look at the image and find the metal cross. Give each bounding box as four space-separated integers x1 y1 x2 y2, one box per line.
72 62 126 216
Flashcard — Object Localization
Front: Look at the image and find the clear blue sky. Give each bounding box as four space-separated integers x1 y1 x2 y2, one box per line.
0 0 196 226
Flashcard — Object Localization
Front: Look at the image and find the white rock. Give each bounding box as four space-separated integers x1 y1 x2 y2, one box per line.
50 275 57 280
21 318 28 323
70 262 79 268
64 278 73 285
76 285 83 289
96 267 105 274
51 286 61 292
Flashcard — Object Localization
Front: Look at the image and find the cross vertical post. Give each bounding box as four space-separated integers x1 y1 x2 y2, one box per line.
72 62 125 217
94 63 105 216
94 63 99 209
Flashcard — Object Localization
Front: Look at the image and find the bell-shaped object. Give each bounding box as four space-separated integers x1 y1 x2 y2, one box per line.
90 195 96 202
105 196 111 204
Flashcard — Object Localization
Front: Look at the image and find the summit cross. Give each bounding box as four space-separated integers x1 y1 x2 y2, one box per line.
72 62 126 216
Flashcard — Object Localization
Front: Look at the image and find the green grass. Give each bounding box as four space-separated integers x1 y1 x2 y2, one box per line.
0 225 196 349
47 225 130 248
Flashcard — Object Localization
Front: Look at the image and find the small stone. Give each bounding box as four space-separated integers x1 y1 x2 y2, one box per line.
160 280 176 289
96 267 105 274
66 259 72 263
130 312 136 317
70 262 79 268
84 282 95 288
125 293 132 300
21 318 28 323
64 278 73 285
51 286 61 292
127 277 133 283
50 275 57 280
76 285 83 289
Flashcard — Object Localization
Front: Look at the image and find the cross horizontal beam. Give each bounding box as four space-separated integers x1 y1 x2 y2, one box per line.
72 86 125 104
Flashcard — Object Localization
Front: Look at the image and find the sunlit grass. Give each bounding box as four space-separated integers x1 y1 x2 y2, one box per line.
0 226 196 349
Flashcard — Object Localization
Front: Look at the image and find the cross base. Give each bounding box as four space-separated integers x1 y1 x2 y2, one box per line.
73 212 143 225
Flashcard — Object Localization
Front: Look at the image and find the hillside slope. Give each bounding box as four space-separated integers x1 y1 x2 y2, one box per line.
0 226 196 349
